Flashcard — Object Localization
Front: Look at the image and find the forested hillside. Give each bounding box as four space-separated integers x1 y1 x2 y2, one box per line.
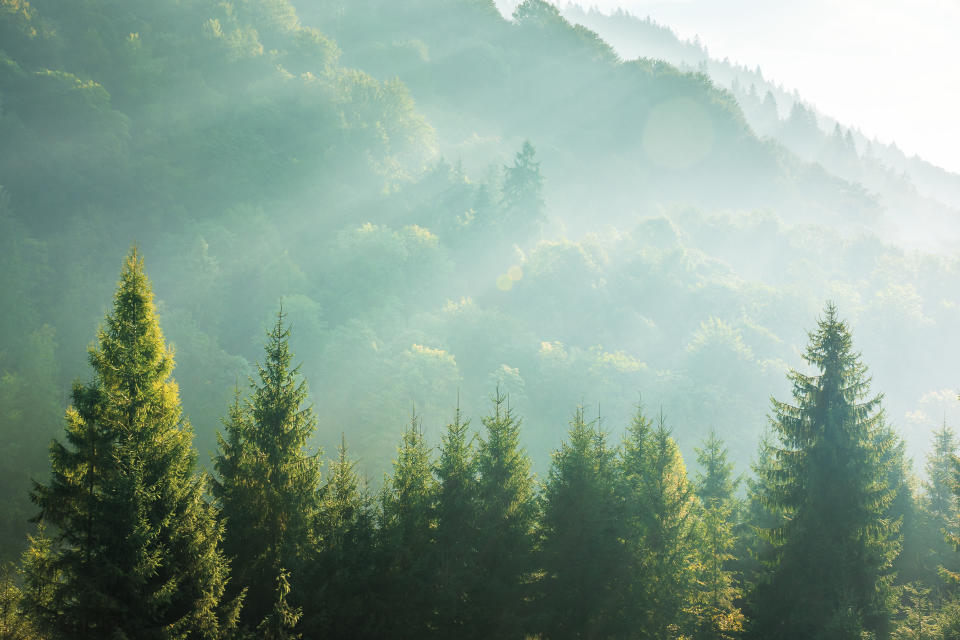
3 0 960 636
561 3 960 240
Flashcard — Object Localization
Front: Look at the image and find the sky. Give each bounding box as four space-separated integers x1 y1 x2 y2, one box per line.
497 0 960 175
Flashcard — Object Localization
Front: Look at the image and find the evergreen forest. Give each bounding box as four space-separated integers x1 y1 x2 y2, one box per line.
3 0 960 638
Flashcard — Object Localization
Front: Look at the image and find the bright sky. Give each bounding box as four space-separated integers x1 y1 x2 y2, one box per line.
498 0 960 175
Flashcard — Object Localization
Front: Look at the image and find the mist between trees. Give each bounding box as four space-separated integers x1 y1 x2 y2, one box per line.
2 250 960 640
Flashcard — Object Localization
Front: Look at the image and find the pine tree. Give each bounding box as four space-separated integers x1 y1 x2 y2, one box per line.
473 389 537 639
24 248 239 639
620 406 700 639
433 401 480 639
304 436 378 640
212 309 321 628
378 410 436 639
538 405 628 639
691 430 744 640
750 303 899 639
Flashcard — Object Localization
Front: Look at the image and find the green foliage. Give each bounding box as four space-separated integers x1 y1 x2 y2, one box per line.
919 423 960 590
751 303 900 639
0 563 38 640
24 249 239 640
924 423 957 523
304 437 378 639
620 406 701 639
212 309 321 629
691 431 745 639
433 401 480 638
256 569 303 640
474 390 538 639
538 405 629 638
892 582 943 640
378 410 436 638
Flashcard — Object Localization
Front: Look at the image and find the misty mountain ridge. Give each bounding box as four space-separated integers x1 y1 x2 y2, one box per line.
556 2 960 248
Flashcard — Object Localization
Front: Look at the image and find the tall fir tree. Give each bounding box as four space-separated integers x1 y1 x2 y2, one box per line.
620 406 700 639
878 421 923 591
23 249 239 639
303 436 378 640
378 410 437 639
212 309 322 629
924 422 958 526
433 400 480 639
691 430 745 640
537 405 629 639
473 389 538 639
918 421 960 589
737 428 781 623
750 303 899 639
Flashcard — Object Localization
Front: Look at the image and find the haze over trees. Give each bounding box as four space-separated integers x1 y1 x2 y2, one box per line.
3 0 960 637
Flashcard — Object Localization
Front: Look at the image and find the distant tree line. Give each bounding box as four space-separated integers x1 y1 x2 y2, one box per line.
3 251 960 640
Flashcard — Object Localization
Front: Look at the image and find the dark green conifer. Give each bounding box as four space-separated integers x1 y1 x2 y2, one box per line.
304 437 378 640
691 430 744 640
24 249 239 639
378 410 436 639
750 303 899 639
433 401 480 638
473 390 537 639
926 422 958 517
921 422 960 588
538 405 628 639
620 406 700 639
212 309 322 628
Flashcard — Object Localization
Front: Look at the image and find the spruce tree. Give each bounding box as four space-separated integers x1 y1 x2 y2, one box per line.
620 406 700 639
433 401 480 639
691 430 744 640
474 390 537 639
920 423 959 583
924 422 957 525
737 429 782 627
24 249 239 639
378 410 437 639
212 309 322 628
538 405 628 639
751 303 899 639
878 421 923 591
304 436 378 640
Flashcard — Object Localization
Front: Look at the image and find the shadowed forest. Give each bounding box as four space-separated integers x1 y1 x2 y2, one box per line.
3 0 960 638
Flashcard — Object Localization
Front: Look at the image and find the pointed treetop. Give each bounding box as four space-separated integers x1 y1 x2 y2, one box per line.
92 246 175 395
